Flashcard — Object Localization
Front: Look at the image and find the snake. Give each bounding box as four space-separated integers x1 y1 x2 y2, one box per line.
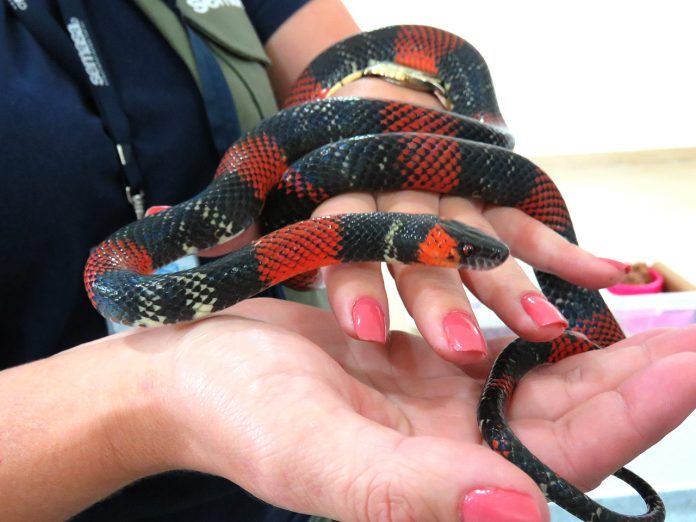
83 25 665 521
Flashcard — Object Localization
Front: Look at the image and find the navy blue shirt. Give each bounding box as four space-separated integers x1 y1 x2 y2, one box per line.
1 1 309 520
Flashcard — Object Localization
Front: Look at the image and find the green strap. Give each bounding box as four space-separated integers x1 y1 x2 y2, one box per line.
175 0 270 63
134 0 332 309
134 0 278 131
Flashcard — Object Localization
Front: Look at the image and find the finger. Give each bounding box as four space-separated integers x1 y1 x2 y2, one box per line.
483 206 629 289
313 192 391 343
515 347 696 490
511 326 696 420
377 191 489 365
438 196 569 342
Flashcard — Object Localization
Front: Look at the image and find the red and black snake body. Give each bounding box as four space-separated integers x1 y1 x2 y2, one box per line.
84 26 665 521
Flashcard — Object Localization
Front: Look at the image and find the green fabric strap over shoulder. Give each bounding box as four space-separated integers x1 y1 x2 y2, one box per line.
134 0 331 311
134 0 278 132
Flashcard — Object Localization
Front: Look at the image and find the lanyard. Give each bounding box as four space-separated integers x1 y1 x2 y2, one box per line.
6 0 146 218
5 0 243 215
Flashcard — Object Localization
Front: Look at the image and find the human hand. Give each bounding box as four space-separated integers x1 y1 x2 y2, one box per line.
314 78 629 365
140 299 696 522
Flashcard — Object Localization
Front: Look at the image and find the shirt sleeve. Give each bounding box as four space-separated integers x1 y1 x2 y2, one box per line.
242 0 310 43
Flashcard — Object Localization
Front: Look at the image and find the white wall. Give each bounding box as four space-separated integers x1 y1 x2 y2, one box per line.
343 1 696 156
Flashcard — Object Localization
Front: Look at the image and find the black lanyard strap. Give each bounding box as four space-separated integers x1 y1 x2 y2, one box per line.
4 0 85 83
56 0 146 218
5 0 146 218
6 0 244 216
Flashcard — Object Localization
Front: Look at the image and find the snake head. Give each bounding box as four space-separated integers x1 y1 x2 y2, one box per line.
420 219 508 270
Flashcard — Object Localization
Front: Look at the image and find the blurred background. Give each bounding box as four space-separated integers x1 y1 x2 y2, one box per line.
343 1 696 517
345 0 695 155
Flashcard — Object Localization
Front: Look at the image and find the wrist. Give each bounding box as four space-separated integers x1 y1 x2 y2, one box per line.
332 76 443 109
88 328 187 478
0 328 186 520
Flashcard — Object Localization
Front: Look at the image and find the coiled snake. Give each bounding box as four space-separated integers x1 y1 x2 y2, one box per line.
84 25 665 522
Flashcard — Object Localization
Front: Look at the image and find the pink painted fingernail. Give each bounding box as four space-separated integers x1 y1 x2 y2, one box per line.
598 257 631 274
460 488 542 522
352 297 387 343
443 312 486 356
521 293 568 329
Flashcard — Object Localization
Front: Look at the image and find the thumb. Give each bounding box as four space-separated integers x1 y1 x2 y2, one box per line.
246 409 549 522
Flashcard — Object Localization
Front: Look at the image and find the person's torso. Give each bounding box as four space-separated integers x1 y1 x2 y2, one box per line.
0 1 307 519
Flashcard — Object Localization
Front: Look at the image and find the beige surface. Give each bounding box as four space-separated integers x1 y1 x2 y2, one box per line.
386 148 696 332
533 148 696 285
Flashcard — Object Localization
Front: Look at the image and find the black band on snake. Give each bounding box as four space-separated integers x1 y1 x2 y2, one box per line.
84 25 665 521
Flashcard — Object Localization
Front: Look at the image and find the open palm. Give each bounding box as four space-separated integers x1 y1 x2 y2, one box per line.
161 298 696 521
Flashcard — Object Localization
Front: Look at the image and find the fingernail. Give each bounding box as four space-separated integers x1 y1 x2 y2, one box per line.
352 297 387 343
145 205 171 217
443 312 486 356
598 257 631 274
460 488 542 522
521 293 568 329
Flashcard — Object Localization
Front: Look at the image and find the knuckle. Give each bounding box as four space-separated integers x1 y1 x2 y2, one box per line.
395 266 461 298
480 277 514 308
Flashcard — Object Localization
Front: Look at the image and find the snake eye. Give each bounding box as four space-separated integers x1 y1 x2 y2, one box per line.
461 243 474 257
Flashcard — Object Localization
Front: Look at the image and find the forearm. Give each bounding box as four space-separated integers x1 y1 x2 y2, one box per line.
264 0 441 108
0 332 176 521
264 0 360 103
